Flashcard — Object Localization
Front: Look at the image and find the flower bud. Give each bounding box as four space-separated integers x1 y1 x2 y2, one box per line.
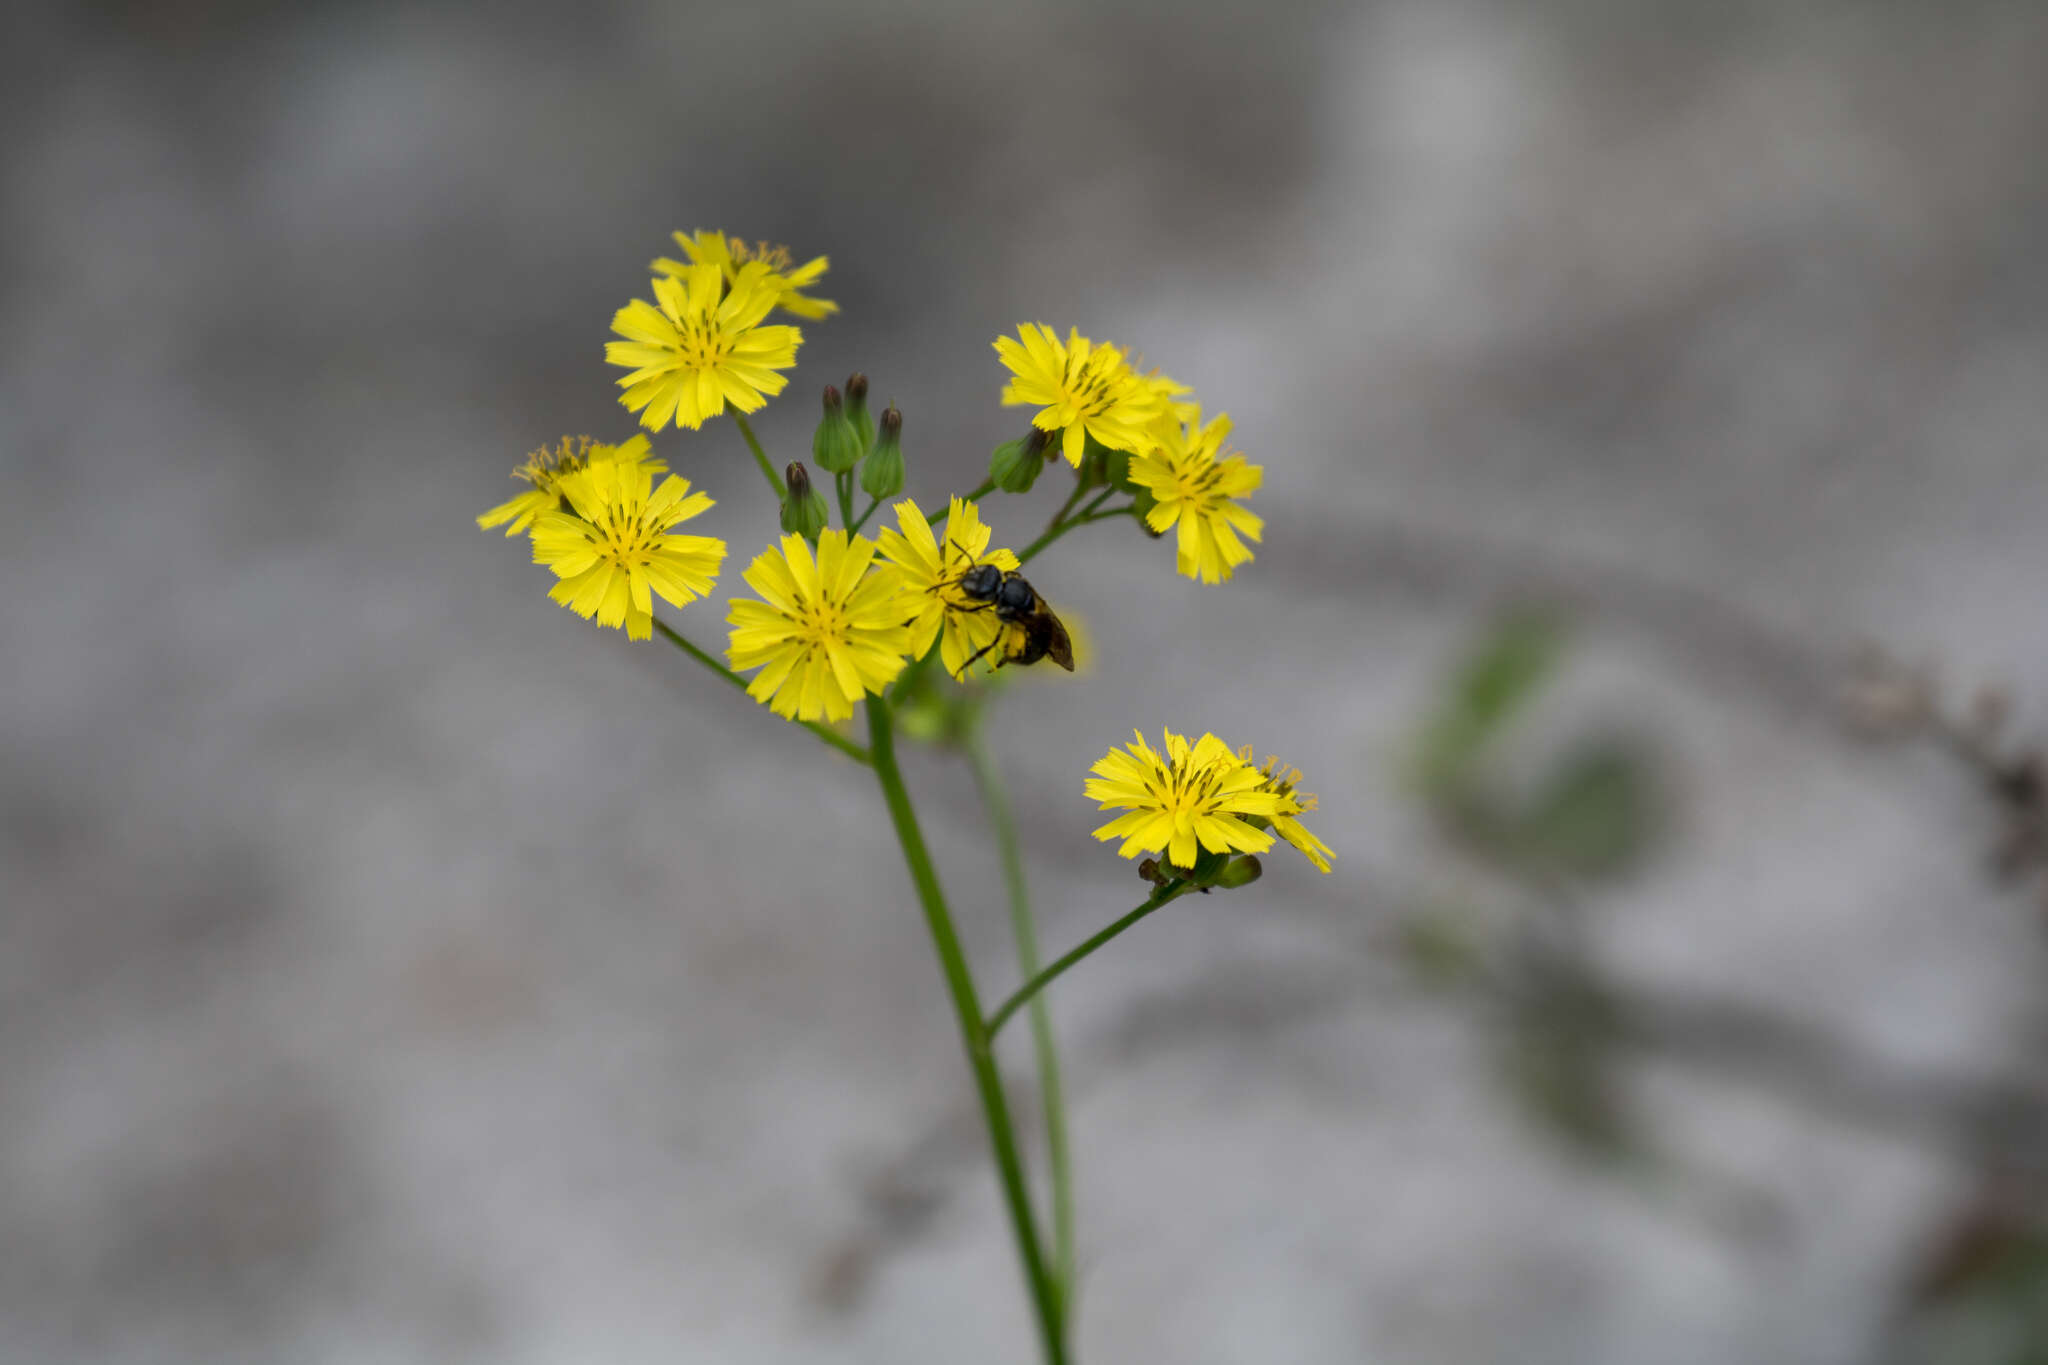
989 427 1050 493
780 461 829 539
860 403 905 500
1186 845 1229 887
812 385 863 473
1214 855 1263 890
844 372 875 455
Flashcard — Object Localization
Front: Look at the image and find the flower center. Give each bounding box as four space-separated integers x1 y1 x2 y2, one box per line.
595 509 659 567
1059 353 1122 416
674 315 733 370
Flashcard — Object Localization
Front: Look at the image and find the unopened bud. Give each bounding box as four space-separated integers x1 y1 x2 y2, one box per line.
1215 855 1263 890
989 428 1048 493
860 403 905 500
1187 846 1229 887
781 461 829 539
844 372 875 455
812 385 863 473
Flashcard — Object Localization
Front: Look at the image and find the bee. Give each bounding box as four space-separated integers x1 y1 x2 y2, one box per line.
950 561 1076 677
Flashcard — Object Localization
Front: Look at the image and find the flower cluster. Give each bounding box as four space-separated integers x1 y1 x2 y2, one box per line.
478 227 1330 877
993 324 1263 583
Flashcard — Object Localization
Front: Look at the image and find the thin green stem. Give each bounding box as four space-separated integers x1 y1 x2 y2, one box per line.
1016 504 1137 567
987 880 1190 1038
1041 480 1091 539
848 493 883 535
865 699 1068 1364
965 733 1075 1311
650 618 871 766
834 468 855 529
730 413 785 502
928 478 998 522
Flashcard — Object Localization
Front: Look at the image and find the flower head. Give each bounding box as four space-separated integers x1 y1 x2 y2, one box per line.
477 435 664 537
1241 747 1335 873
606 261 802 431
994 324 1161 467
1137 368 1200 436
654 229 838 320
1086 729 1283 870
1128 411 1264 584
876 497 1020 679
530 462 724 640
726 530 915 723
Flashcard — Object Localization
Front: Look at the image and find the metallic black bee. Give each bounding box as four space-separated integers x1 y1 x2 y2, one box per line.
950 561 1075 677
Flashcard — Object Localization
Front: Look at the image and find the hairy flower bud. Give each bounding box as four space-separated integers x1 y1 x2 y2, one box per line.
844 372 875 455
989 427 1050 493
812 385 863 473
860 403 905 500
781 461 829 539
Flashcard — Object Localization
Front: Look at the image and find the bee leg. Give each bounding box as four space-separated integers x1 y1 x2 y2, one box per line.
954 639 1000 679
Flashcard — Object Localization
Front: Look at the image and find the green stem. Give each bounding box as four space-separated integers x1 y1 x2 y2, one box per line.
866 699 1068 1363
928 478 998 522
730 413 785 503
1041 480 1091 539
1016 505 1137 567
987 880 1190 1037
965 733 1076 1311
848 493 883 535
835 468 855 529
650 618 871 766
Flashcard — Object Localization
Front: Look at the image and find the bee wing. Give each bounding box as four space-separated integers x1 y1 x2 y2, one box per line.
1041 607 1075 671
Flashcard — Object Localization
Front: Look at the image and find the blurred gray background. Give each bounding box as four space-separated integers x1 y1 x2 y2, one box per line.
5 1 2048 1361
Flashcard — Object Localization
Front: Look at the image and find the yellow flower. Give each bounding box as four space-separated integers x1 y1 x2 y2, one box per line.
726 529 914 723
606 261 802 431
1086 729 1282 869
994 324 1161 467
530 462 725 640
1137 368 1200 436
1241 748 1335 873
874 497 1021 679
1128 412 1264 584
654 229 838 320
476 435 665 537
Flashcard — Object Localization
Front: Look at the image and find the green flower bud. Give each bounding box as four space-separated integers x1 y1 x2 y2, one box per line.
812 385 863 473
1186 845 1230 888
1214 855 1263 890
844 372 875 455
989 427 1050 493
860 403 905 500
780 461 829 540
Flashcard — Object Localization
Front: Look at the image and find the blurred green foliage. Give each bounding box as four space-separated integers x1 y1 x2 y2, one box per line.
1408 610 1663 883
1400 611 1669 1161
